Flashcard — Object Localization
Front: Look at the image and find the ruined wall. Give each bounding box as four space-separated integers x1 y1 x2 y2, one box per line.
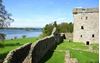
64 50 78 63
31 34 64 63
3 27 65 63
3 43 32 63
65 33 73 40
73 8 99 44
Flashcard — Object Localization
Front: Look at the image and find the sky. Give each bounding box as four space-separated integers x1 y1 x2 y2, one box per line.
3 0 99 28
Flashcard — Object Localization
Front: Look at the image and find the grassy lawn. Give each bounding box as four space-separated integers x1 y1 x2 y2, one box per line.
0 37 38 59
46 40 99 63
0 38 99 63
70 49 98 63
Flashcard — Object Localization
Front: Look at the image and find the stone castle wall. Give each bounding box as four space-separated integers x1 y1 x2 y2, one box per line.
73 8 99 44
3 27 65 63
64 50 78 63
73 8 99 14
3 43 32 63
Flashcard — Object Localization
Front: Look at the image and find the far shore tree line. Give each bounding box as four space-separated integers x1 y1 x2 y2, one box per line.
42 21 73 37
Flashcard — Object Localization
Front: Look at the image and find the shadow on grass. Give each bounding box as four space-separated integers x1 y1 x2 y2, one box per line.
0 52 9 63
39 41 64 63
0 52 8 59
39 46 57 63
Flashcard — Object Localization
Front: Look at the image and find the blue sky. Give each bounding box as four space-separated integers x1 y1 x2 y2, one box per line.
3 0 99 27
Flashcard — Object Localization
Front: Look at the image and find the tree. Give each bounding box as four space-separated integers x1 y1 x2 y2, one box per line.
53 21 57 27
68 22 73 33
58 22 68 33
42 22 73 37
0 0 14 28
0 0 14 41
42 23 54 36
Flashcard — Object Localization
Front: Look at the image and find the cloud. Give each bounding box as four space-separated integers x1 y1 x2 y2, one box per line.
10 16 72 28
10 17 51 27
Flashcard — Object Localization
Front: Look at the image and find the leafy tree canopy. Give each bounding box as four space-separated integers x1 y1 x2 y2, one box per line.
0 0 14 29
42 21 73 37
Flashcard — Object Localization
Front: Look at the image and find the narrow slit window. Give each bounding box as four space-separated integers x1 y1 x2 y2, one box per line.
80 35 82 37
81 26 84 29
92 34 94 38
86 41 89 45
86 16 88 20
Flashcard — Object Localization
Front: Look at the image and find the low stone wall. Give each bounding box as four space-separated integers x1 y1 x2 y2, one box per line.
31 34 64 63
64 50 78 63
3 43 32 63
3 27 65 63
65 33 73 41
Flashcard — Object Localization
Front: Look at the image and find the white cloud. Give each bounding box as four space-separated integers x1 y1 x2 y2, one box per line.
10 16 73 28
10 17 51 27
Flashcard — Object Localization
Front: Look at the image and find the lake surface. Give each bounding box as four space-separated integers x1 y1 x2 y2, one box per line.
0 29 42 39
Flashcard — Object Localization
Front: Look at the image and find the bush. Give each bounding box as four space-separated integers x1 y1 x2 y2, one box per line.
22 35 26 38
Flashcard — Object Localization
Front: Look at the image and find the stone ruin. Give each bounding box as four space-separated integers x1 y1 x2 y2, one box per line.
73 8 99 44
3 27 66 63
64 50 78 63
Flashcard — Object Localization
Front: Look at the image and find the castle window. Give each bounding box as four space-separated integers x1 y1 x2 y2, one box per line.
86 16 88 20
92 34 94 38
80 35 82 37
86 41 89 45
81 26 84 29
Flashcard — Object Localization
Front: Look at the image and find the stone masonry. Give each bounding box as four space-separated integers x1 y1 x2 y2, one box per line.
64 50 78 63
3 27 65 63
73 8 99 45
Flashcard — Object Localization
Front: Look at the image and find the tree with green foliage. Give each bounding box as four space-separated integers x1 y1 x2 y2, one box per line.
58 22 68 33
42 23 54 36
0 0 14 42
68 22 73 33
42 22 73 37
0 0 14 28
53 21 57 27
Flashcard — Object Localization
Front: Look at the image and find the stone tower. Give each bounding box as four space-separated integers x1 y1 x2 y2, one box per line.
73 8 99 45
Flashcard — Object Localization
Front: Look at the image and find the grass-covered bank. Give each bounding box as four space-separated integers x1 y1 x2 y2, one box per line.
0 38 99 63
46 40 99 63
0 37 38 60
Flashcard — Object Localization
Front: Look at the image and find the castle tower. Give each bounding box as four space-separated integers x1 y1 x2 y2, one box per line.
73 8 99 45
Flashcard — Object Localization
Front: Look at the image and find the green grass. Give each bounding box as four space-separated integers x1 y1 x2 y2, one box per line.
0 37 38 59
46 40 99 63
45 51 65 63
0 38 99 63
70 49 99 63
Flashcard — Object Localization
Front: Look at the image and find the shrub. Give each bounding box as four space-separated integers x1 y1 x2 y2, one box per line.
22 35 26 38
